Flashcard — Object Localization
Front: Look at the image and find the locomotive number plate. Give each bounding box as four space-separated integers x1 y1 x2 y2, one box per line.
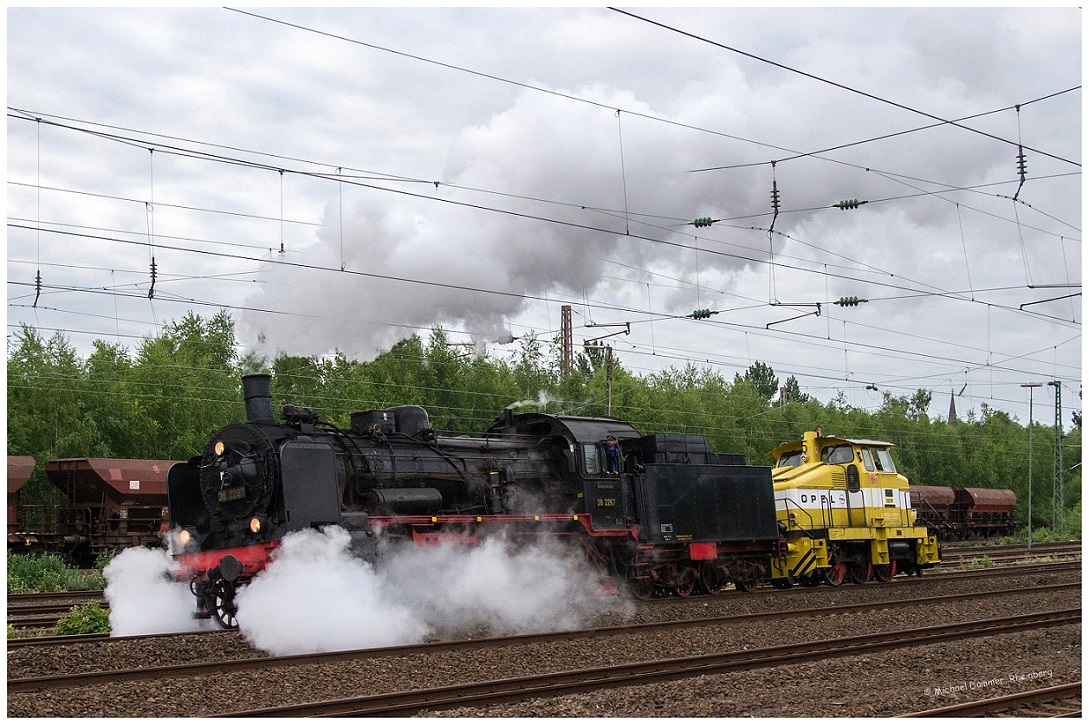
218 487 246 503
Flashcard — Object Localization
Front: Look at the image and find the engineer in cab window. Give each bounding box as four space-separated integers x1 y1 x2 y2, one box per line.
603 435 621 475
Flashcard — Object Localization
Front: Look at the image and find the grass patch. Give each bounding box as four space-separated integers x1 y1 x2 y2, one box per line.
6 552 108 593
55 602 111 635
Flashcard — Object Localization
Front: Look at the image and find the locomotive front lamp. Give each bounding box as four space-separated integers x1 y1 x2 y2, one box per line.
249 517 262 534
177 529 192 546
214 440 226 456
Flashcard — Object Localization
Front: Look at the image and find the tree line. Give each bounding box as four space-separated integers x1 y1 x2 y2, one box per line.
7 311 1081 535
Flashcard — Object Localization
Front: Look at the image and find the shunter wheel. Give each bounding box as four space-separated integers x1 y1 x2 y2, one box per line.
823 562 846 587
872 562 896 583
847 562 872 585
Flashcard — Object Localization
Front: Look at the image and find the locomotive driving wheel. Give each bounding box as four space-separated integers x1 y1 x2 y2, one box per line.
627 575 654 600
734 577 758 593
671 565 698 598
205 579 239 630
732 560 763 593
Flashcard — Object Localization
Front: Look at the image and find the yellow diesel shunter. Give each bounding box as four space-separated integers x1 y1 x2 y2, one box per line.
769 430 940 587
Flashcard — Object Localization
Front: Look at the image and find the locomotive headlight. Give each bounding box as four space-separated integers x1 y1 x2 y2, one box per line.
249 517 263 534
214 440 226 456
177 528 192 547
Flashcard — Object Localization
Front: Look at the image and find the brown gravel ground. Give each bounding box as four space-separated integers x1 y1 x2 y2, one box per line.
6 570 1079 718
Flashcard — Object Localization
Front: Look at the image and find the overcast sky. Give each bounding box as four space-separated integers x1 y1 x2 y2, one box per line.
6 7 1082 428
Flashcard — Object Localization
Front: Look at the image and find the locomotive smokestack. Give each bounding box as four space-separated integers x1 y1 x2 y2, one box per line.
242 374 275 423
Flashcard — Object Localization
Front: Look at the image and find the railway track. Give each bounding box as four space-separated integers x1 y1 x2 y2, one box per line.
7 558 1081 636
943 541 1081 556
938 541 1081 567
213 609 1081 717
902 682 1082 717
7 591 108 630
7 590 105 606
9 581 1079 694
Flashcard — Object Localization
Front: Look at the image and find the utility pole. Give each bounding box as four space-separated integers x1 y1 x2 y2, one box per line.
1048 380 1064 534
1021 383 1042 548
560 305 573 376
605 345 614 417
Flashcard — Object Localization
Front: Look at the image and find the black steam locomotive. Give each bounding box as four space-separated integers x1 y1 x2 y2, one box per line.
168 375 780 628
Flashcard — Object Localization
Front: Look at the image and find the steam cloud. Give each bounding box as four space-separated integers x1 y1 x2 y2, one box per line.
103 546 216 636
240 85 751 360
103 526 631 655
237 526 630 656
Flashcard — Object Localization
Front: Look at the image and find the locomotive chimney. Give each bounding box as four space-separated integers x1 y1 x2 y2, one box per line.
242 374 275 423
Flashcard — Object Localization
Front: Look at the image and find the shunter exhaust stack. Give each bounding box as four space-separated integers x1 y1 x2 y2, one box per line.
242 374 275 423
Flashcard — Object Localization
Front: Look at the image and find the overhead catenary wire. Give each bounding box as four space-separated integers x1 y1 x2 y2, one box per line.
8 107 1080 370
8 109 1079 246
610 7 1080 169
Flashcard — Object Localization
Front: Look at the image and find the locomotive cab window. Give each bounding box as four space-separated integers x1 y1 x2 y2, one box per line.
871 447 897 473
583 444 601 475
778 450 804 468
860 448 875 472
821 445 854 465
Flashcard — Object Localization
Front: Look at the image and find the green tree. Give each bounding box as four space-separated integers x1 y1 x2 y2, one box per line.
7 325 100 462
781 375 810 404
741 361 779 402
129 311 241 458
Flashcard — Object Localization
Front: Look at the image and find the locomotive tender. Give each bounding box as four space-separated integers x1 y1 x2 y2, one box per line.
167 375 781 628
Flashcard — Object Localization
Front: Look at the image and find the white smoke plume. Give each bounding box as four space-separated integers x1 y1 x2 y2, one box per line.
235 525 631 656
507 390 564 412
234 526 427 655
103 546 215 637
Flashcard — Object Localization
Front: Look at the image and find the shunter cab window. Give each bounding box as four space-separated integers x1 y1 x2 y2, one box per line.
871 447 897 473
821 445 854 465
861 448 876 472
777 450 804 468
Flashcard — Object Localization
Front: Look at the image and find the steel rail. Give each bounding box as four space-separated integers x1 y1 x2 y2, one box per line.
7 590 104 605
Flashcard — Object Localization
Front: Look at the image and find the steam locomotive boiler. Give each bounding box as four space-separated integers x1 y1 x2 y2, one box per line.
168 375 781 628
